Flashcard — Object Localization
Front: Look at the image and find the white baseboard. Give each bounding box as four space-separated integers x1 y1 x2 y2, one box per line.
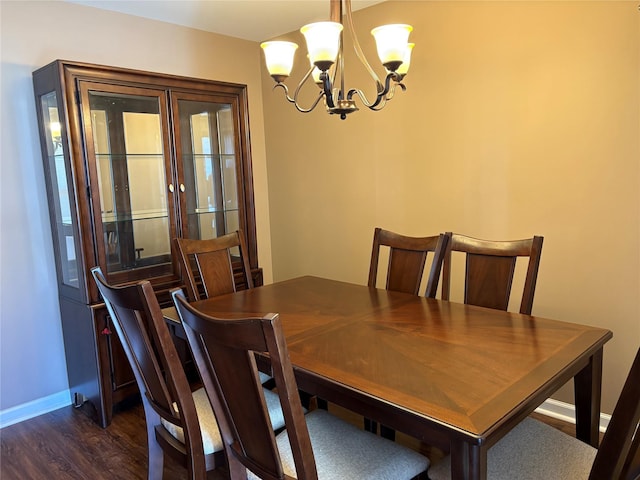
0 390 72 429
535 397 611 433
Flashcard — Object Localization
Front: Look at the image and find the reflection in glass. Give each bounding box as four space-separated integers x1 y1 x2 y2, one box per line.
178 99 239 241
89 92 171 274
41 91 78 287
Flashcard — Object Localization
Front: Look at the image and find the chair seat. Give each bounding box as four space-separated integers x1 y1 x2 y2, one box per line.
162 387 287 455
248 409 429 480
428 417 597 480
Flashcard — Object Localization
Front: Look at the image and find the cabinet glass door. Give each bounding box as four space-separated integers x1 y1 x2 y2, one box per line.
39 91 79 288
172 94 242 243
78 82 177 282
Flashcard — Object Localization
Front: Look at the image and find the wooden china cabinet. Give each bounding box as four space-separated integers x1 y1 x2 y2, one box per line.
32 60 260 427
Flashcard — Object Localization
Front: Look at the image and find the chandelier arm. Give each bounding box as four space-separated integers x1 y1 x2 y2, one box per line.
272 83 297 104
346 71 399 108
297 90 326 113
372 81 406 109
369 96 388 111
321 72 337 109
338 42 346 101
347 77 407 111
285 66 327 113
384 81 406 102
344 0 384 94
347 87 382 110
271 82 325 114
292 65 316 97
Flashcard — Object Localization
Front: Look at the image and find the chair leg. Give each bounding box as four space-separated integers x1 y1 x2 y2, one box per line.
380 425 396 440
146 423 164 480
262 378 277 390
298 390 314 410
143 406 164 480
364 418 378 433
411 471 431 479
227 452 248 480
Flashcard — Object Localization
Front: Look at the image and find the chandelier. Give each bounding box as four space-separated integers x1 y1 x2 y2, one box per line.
260 0 414 120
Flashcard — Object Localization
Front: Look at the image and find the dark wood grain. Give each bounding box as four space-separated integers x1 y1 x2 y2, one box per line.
368 228 448 297
183 277 609 436
1 402 194 480
174 231 254 302
177 276 611 480
92 267 224 479
366 228 449 438
32 59 260 428
441 233 543 315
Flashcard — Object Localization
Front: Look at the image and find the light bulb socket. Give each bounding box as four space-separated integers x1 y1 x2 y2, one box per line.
383 60 403 72
270 74 288 84
314 60 335 72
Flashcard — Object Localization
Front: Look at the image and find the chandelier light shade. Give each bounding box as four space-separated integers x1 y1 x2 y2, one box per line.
301 22 343 70
371 24 413 70
260 0 414 120
396 43 415 76
260 41 299 82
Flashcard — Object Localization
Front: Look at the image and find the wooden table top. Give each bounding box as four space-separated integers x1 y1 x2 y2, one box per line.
165 275 612 449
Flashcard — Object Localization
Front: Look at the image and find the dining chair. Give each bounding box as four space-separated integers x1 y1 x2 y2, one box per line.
368 228 449 297
91 267 286 480
174 231 273 386
366 228 449 439
174 230 254 301
441 233 544 315
428 346 640 479
171 289 431 480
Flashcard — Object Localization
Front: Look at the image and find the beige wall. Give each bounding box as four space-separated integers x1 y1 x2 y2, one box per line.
1 0 637 420
3 0 276 281
262 1 639 414
0 0 272 410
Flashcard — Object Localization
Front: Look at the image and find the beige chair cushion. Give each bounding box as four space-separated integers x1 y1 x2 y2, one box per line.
428 417 597 480
161 386 286 454
248 409 429 480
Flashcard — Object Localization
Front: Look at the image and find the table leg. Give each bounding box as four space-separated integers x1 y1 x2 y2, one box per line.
450 440 487 480
574 347 603 448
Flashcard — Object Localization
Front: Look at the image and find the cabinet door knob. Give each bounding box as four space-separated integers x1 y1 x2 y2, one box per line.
168 183 174 193
180 184 185 193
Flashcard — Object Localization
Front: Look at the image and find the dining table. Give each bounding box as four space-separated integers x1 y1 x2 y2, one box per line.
163 275 612 480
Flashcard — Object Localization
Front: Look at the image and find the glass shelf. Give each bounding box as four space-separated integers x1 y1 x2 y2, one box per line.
33 60 259 429
40 91 79 289
190 207 239 214
102 210 169 223
95 153 164 159
177 98 241 241
89 89 171 275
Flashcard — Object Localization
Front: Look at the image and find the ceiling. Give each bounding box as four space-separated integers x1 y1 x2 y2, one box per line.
65 0 385 42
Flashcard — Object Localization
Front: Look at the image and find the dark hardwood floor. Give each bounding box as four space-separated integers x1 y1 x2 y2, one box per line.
0 399 586 480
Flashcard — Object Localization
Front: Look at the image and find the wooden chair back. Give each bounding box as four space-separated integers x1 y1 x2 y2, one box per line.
91 267 219 479
172 289 316 480
441 233 543 315
174 230 253 301
368 228 449 297
590 346 640 480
